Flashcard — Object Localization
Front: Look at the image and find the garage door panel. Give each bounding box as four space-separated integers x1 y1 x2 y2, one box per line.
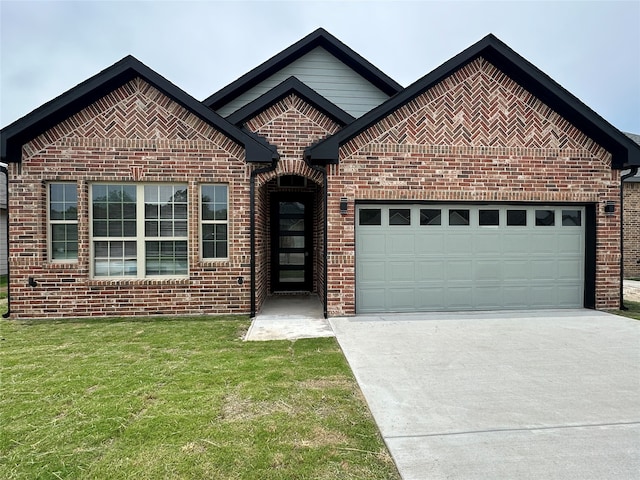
531 259 557 280
475 286 503 309
389 262 415 281
444 287 474 309
358 233 386 254
530 234 557 253
502 233 531 253
387 288 416 311
503 286 531 308
475 233 503 254
529 285 557 307
475 260 501 280
557 259 582 280
416 261 445 281
358 261 386 282
503 260 529 281
558 234 583 253
447 234 472 253
556 285 583 307
356 204 584 313
416 234 445 254
388 234 415 255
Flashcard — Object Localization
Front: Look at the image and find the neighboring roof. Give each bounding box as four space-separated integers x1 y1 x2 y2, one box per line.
624 133 640 181
203 28 403 113
226 76 355 127
306 34 640 169
0 56 277 164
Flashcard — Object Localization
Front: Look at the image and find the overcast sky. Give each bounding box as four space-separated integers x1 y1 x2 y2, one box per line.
1 0 639 134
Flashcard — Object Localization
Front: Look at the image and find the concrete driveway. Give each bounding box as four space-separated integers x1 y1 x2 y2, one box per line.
330 309 640 479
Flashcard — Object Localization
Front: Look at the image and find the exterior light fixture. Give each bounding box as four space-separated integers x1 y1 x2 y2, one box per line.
340 197 348 214
604 202 615 215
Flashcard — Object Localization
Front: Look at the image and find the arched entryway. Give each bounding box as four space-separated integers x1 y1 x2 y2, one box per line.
252 171 326 317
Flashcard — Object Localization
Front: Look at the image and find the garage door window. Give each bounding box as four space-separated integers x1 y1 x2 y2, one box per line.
479 209 499 226
449 209 469 225
562 210 581 226
507 209 527 226
389 209 411 225
359 209 381 226
536 210 555 226
420 209 441 225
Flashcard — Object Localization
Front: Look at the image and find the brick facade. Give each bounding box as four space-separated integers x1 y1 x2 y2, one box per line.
325 58 620 315
623 182 640 278
8 79 254 318
4 33 636 320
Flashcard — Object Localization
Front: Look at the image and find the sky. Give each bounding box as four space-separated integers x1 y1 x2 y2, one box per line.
1 0 639 134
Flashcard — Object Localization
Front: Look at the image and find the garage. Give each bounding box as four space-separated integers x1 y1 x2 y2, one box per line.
356 204 586 313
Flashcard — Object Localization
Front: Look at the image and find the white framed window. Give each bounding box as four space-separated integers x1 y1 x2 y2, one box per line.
90 183 188 278
200 184 228 260
48 183 78 261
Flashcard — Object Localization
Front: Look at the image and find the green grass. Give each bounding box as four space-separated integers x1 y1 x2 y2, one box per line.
0 316 399 480
0 275 7 300
612 299 640 320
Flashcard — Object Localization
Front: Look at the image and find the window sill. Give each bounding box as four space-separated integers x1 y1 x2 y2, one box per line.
88 277 190 286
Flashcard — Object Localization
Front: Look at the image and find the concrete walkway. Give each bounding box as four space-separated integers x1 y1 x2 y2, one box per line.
330 309 640 479
244 294 334 341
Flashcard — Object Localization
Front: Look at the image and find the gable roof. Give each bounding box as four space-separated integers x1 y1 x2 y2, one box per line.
226 76 355 127
203 28 403 112
0 56 277 164
306 34 640 169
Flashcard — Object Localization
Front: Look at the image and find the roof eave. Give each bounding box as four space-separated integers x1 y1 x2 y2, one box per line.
1 56 276 164
203 28 402 112
307 34 640 169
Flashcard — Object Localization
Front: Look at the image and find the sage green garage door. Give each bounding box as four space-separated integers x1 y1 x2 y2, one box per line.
356 204 585 313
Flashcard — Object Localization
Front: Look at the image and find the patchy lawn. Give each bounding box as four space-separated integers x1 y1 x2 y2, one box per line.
612 299 640 321
0 316 399 479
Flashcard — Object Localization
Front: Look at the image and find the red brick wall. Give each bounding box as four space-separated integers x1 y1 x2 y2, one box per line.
244 94 340 309
326 58 621 315
623 182 640 278
8 78 253 319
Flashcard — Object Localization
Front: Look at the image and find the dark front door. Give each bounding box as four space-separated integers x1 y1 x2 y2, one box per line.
272 193 313 291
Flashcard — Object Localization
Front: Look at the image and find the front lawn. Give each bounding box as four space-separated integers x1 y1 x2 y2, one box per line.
613 299 640 320
0 316 399 479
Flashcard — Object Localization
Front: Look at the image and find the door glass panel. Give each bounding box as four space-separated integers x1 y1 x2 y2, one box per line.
449 209 470 225
562 210 581 226
420 209 441 225
359 209 381 225
507 210 527 226
280 218 305 231
280 201 304 215
535 210 555 226
280 253 305 266
280 236 305 248
389 209 411 225
280 270 305 283
479 209 499 226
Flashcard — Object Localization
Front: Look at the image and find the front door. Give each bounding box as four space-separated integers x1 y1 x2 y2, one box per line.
272 193 313 291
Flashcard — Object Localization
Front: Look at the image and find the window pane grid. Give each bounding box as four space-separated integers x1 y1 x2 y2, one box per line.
92 183 188 278
201 185 228 259
49 183 78 261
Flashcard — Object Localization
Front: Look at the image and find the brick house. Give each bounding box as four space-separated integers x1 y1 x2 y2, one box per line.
1 29 639 319
0 163 6 276
623 133 640 278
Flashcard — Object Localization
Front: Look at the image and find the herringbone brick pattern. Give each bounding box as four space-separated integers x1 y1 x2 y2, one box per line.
342 58 607 162
24 78 243 161
246 93 340 186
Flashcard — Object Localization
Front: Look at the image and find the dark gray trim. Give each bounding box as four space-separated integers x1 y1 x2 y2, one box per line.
1 56 277 164
1 164 9 318
306 34 640 169
227 77 354 127
203 28 402 112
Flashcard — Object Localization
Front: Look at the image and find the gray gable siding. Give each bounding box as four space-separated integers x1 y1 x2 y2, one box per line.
215 47 392 119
